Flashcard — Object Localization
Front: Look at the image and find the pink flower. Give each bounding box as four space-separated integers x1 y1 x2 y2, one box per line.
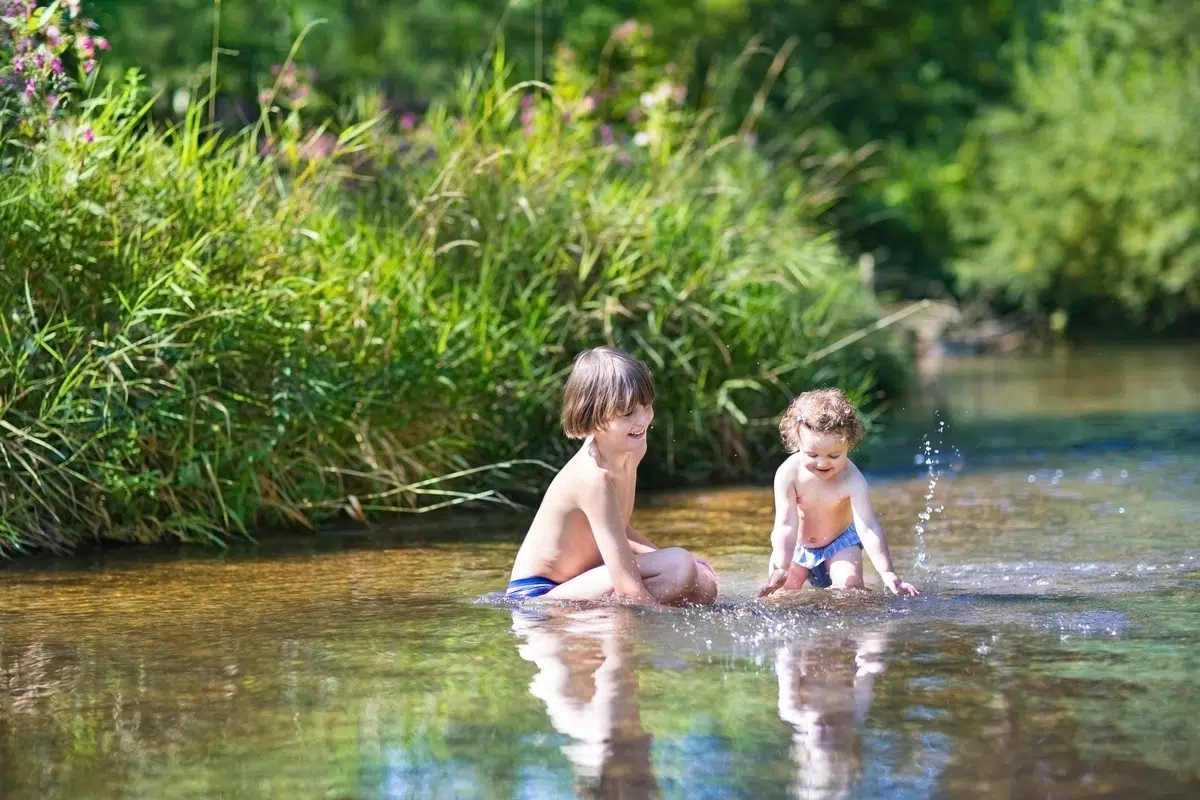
66 0 81 18
599 124 614 146
23 78 35 100
97 38 110 51
13 58 24 74
83 59 96 73
399 112 418 131
51 57 63 74
520 107 535 129
81 127 94 144
613 19 638 42
47 93 60 110
46 25 62 46
299 132 336 161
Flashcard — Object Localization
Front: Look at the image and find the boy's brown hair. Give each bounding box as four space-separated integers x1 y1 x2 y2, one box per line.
779 387 865 453
561 347 655 439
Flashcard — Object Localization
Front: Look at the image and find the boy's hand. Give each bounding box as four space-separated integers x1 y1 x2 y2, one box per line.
882 571 920 596
758 567 788 598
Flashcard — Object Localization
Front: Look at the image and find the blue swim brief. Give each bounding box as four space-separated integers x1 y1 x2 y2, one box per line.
793 523 862 588
505 575 560 600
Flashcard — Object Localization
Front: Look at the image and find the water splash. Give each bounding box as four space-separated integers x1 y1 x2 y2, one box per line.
911 412 956 574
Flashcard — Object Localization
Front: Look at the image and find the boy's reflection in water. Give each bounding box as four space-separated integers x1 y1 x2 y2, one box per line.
776 629 889 799
510 606 659 799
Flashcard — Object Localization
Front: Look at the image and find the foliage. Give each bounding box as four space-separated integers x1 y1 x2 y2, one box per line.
82 1 1050 296
0 0 107 146
950 0 1200 333
0 13 905 552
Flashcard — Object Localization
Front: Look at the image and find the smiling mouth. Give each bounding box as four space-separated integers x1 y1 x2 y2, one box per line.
629 429 647 440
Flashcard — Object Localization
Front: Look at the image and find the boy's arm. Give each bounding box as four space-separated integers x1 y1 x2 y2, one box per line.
579 474 659 604
625 526 658 553
848 471 919 596
759 464 800 597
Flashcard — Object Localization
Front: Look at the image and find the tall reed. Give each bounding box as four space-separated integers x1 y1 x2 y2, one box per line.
0 46 906 553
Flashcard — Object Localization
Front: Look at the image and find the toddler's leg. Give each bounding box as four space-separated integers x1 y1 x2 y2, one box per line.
783 563 810 591
827 546 864 589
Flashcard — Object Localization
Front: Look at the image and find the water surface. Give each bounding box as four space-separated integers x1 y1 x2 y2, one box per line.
2 344 1198 798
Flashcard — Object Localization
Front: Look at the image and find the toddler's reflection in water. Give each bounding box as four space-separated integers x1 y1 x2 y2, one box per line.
511 606 659 799
776 629 889 799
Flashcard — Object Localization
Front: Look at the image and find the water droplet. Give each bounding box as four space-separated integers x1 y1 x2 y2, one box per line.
1028 475 1036 483
1120 470 1129 478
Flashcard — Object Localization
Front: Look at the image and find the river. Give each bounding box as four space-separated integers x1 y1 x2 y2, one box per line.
2 344 1198 798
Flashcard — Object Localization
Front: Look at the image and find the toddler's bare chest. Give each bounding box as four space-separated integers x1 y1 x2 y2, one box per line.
794 484 848 517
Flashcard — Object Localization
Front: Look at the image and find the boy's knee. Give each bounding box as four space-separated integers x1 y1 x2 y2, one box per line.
662 547 698 582
693 565 719 604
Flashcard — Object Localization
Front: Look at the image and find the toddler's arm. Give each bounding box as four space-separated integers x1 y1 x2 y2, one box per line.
848 473 919 596
759 464 800 597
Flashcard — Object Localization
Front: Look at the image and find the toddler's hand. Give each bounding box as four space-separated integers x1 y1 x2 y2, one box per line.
882 572 920 596
758 567 788 598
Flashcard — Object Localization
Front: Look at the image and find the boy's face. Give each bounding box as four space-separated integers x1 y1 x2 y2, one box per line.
596 404 654 452
797 427 849 480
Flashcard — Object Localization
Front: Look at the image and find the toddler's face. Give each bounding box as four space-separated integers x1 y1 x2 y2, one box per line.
797 427 848 480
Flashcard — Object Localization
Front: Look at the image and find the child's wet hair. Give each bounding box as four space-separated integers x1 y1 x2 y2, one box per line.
561 347 655 438
779 387 865 453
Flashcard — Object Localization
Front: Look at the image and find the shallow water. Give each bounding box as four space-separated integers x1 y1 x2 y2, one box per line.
3 345 1199 799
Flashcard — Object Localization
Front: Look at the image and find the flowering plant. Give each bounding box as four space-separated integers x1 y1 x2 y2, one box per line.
1 0 106 143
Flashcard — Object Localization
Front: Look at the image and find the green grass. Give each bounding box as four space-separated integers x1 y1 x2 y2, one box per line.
0 56 907 554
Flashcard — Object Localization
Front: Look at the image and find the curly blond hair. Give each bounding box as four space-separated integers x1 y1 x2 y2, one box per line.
778 387 865 453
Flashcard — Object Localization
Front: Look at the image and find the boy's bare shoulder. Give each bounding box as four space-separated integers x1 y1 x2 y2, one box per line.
556 447 616 496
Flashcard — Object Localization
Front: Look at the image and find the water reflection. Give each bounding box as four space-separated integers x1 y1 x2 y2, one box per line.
775 630 888 799
510 606 659 799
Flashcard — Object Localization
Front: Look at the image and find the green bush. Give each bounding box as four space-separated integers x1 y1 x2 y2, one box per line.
950 0 1200 333
0 47 905 553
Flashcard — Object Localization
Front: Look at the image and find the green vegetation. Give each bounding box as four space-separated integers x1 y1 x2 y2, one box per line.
0 9 903 551
950 0 1200 332
4 0 1199 552
87 0 1047 295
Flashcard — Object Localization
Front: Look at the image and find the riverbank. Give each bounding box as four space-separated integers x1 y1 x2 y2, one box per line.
0 61 908 554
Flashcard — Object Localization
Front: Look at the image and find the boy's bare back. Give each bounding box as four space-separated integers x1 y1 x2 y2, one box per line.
510 443 637 584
